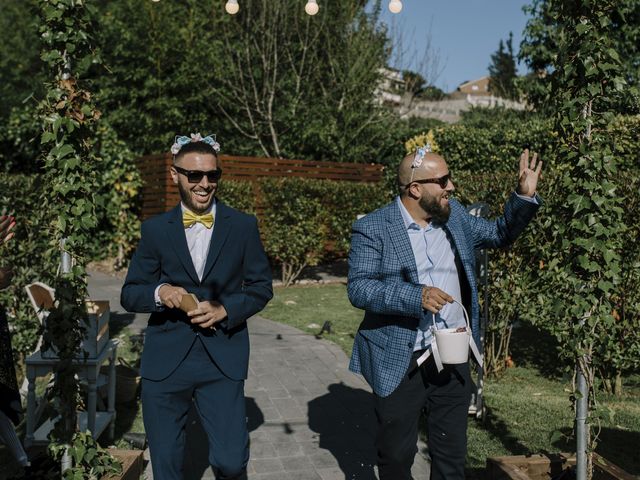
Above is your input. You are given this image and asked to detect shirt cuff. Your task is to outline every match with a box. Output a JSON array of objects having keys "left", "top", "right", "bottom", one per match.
[
  {"left": 515, "top": 192, "right": 539, "bottom": 204},
  {"left": 154, "top": 283, "right": 169, "bottom": 309}
]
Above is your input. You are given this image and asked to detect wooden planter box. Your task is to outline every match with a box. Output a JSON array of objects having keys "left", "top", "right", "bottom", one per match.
[
  {"left": 101, "top": 449, "right": 144, "bottom": 480},
  {"left": 486, "top": 452, "right": 636, "bottom": 480}
]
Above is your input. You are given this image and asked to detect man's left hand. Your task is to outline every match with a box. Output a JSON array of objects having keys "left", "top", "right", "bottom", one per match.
[
  {"left": 188, "top": 300, "right": 228, "bottom": 330},
  {"left": 516, "top": 149, "right": 542, "bottom": 197}
]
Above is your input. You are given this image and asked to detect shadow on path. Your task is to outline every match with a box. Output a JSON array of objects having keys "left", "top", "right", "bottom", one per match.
[
  {"left": 183, "top": 397, "right": 264, "bottom": 480},
  {"left": 307, "top": 382, "right": 377, "bottom": 479}
]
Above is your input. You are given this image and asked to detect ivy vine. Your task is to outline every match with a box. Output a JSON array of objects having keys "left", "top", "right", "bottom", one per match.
[
  {"left": 37, "top": 0, "right": 118, "bottom": 473},
  {"left": 535, "top": 1, "right": 628, "bottom": 475}
]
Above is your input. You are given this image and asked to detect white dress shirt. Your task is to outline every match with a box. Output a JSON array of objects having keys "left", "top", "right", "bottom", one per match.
[{"left": 154, "top": 202, "right": 217, "bottom": 305}]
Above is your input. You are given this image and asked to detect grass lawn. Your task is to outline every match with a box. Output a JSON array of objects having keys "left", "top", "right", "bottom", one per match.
[
  {"left": 263, "top": 283, "right": 640, "bottom": 477},
  {"left": 262, "top": 282, "right": 362, "bottom": 355}
]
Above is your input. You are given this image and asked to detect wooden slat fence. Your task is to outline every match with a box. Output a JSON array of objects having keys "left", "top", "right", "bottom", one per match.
[{"left": 135, "top": 153, "right": 384, "bottom": 219}]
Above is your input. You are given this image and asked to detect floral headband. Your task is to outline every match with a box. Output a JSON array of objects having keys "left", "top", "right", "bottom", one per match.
[
  {"left": 171, "top": 133, "right": 221, "bottom": 155},
  {"left": 410, "top": 143, "right": 432, "bottom": 182}
]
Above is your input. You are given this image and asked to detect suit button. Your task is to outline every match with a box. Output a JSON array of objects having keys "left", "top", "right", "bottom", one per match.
[{"left": 408, "top": 342, "right": 413, "bottom": 348}]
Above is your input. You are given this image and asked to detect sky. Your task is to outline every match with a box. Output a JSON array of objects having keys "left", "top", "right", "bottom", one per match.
[{"left": 373, "top": 0, "right": 533, "bottom": 92}]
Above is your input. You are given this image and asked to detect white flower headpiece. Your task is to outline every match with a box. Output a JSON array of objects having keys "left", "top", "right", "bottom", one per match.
[
  {"left": 410, "top": 143, "right": 432, "bottom": 181},
  {"left": 171, "top": 133, "right": 221, "bottom": 155}
]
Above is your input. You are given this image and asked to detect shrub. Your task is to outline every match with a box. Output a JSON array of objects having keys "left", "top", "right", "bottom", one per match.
[{"left": 0, "top": 174, "right": 57, "bottom": 358}]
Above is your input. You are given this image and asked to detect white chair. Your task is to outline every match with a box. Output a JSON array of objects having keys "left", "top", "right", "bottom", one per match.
[
  {"left": 22, "top": 282, "right": 108, "bottom": 407},
  {"left": 24, "top": 282, "right": 56, "bottom": 353}
]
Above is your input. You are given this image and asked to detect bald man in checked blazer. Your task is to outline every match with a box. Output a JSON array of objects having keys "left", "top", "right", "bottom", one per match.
[{"left": 347, "top": 148, "right": 542, "bottom": 480}]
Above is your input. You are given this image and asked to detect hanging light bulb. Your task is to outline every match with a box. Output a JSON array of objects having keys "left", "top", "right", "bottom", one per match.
[
  {"left": 388, "top": 0, "right": 403, "bottom": 13},
  {"left": 151, "top": 0, "right": 160, "bottom": 3},
  {"left": 225, "top": 0, "right": 240, "bottom": 14},
  {"left": 305, "top": 0, "right": 319, "bottom": 16}
]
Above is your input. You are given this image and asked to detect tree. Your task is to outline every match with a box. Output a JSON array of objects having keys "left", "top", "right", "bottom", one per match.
[
  {"left": 38, "top": 0, "right": 119, "bottom": 475},
  {"left": 0, "top": 0, "right": 45, "bottom": 173},
  {"left": 208, "top": 0, "right": 390, "bottom": 162},
  {"left": 519, "top": 0, "right": 640, "bottom": 113},
  {"left": 95, "top": 0, "right": 393, "bottom": 164},
  {"left": 488, "top": 32, "right": 518, "bottom": 100},
  {"left": 526, "top": 2, "right": 630, "bottom": 478}
]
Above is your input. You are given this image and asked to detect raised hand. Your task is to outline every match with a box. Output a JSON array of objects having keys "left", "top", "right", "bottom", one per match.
[{"left": 517, "top": 149, "right": 542, "bottom": 198}]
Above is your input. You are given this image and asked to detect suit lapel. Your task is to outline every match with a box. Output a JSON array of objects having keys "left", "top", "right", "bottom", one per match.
[
  {"left": 201, "top": 201, "right": 232, "bottom": 281},
  {"left": 444, "top": 211, "right": 475, "bottom": 285},
  {"left": 167, "top": 205, "right": 200, "bottom": 285},
  {"left": 386, "top": 202, "right": 420, "bottom": 284}
]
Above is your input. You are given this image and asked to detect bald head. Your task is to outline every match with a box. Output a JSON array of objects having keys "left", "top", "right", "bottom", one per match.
[{"left": 398, "top": 152, "right": 448, "bottom": 194}]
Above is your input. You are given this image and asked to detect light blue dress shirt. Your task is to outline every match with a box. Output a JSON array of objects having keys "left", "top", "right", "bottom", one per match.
[{"left": 396, "top": 197, "right": 466, "bottom": 352}]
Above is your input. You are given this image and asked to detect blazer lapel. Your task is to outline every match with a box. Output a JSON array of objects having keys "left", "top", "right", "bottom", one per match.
[
  {"left": 444, "top": 212, "right": 475, "bottom": 284},
  {"left": 386, "top": 202, "right": 420, "bottom": 284},
  {"left": 201, "top": 201, "right": 232, "bottom": 281},
  {"left": 167, "top": 205, "right": 200, "bottom": 285}
]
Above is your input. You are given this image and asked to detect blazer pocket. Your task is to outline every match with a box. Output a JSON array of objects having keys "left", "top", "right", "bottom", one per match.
[{"left": 358, "top": 328, "right": 390, "bottom": 350}]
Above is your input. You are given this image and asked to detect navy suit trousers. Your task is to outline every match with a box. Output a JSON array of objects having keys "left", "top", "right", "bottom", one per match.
[
  {"left": 141, "top": 336, "right": 249, "bottom": 480},
  {"left": 374, "top": 352, "right": 472, "bottom": 480}
]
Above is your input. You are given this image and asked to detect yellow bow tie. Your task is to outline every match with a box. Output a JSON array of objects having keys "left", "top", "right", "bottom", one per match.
[{"left": 183, "top": 211, "right": 214, "bottom": 229}]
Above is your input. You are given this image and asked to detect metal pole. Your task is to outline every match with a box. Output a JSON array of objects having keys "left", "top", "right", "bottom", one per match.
[
  {"left": 59, "top": 238, "right": 73, "bottom": 473},
  {"left": 576, "top": 358, "right": 588, "bottom": 480}
]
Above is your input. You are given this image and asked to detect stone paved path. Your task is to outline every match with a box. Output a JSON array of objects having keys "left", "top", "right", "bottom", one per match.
[{"left": 87, "top": 270, "right": 431, "bottom": 479}]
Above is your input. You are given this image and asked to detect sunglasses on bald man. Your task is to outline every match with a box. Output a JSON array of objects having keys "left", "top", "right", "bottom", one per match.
[{"left": 404, "top": 172, "right": 452, "bottom": 189}]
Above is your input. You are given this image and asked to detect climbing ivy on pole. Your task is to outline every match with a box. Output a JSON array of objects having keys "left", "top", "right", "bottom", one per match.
[
  {"left": 534, "top": 2, "right": 627, "bottom": 478},
  {"left": 37, "top": 0, "right": 118, "bottom": 474}
]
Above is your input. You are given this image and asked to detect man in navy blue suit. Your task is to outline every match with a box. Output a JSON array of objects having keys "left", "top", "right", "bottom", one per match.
[
  {"left": 348, "top": 146, "right": 542, "bottom": 479},
  {"left": 121, "top": 133, "right": 272, "bottom": 480}
]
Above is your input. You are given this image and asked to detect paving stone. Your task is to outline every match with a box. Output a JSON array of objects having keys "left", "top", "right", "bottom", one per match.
[{"left": 88, "top": 270, "right": 431, "bottom": 480}]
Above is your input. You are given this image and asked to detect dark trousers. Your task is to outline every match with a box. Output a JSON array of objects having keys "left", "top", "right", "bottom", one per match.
[
  {"left": 142, "top": 336, "right": 249, "bottom": 480},
  {"left": 374, "top": 352, "right": 472, "bottom": 480}
]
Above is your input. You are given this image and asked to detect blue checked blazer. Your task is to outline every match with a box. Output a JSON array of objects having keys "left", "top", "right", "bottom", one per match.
[{"left": 348, "top": 193, "right": 540, "bottom": 397}]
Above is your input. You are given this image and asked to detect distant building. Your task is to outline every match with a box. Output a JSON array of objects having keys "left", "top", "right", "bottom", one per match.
[
  {"left": 375, "top": 71, "right": 525, "bottom": 123},
  {"left": 451, "top": 76, "right": 491, "bottom": 98},
  {"left": 376, "top": 67, "right": 404, "bottom": 106}
]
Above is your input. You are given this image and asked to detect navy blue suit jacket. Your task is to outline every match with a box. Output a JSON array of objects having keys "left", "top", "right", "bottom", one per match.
[
  {"left": 121, "top": 201, "right": 273, "bottom": 382},
  {"left": 348, "top": 193, "right": 540, "bottom": 397}
]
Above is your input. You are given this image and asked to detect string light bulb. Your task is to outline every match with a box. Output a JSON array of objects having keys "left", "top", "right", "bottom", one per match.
[
  {"left": 151, "top": 0, "right": 160, "bottom": 3},
  {"left": 305, "top": 0, "right": 319, "bottom": 16},
  {"left": 388, "top": 0, "right": 402, "bottom": 13},
  {"left": 225, "top": 0, "right": 240, "bottom": 14}
]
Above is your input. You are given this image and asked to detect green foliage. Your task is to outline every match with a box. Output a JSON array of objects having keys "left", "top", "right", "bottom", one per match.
[
  {"left": 49, "top": 431, "right": 122, "bottom": 479},
  {"left": 257, "top": 177, "right": 388, "bottom": 286},
  {"left": 94, "top": 124, "right": 142, "bottom": 268},
  {"left": 259, "top": 178, "right": 327, "bottom": 286},
  {"left": 488, "top": 32, "right": 519, "bottom": 101},
  {"left": 0, "top": 0, "right": 43, "bottom": 121},
  {"left": 217, "top": 179, "right": 256, "bottom": 215},
  {"left": 405, "top": 111, "right": 558, "bottom": 173},
  {"left": 0, "top": 104, "right": 43, "bottom": 174},
  {"left": 94, "top": 0, "right": 394, "bottom": 165},
  {"left": 519, "top": 0, "right": 640, "bottom": 114},
  {"left": 516, "top": 1, "right": 636, "bottom": 466},
  {"left": 0, "top": 174, "right": 57, "bottom": 357},
  {"left": 95, "top": 0, "right": 226, "bottom": 156},
  {"left": 37, "top": 6, "right": 119, "bottom": 477}
]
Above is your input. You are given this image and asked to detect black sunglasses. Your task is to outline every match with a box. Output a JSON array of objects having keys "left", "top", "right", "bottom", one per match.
[
  {"left": 405, "top": 173, "right": 452, "bottom": 189},
  {"left": 173, "top": 166, "right": 222, "bottom": 183}
]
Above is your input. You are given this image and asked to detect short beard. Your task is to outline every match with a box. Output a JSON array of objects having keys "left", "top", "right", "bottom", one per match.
[
  {"left": 178, "top": 182, "right": 213, "bottom": 214},
  {"left": 419, "top": 194, "right": 450, "bottom": 224}
]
